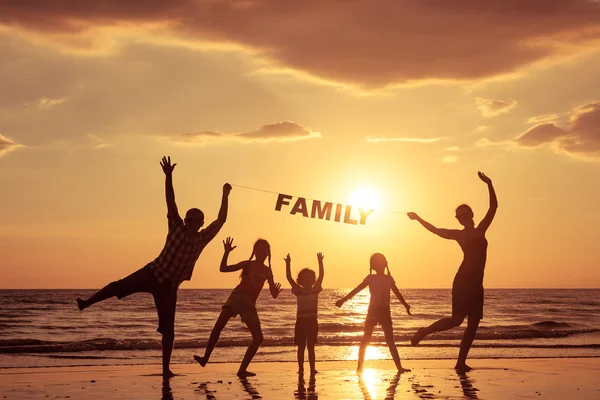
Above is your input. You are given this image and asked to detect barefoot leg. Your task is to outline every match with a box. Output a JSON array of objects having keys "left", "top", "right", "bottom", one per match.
[
  {"left": 297, "top": 342, "right": 306, "bottom": 374},
  {"left": 195, "top": 308, "right": 234, "bottom": 366},
  {"left": 307, "top": 343, "right": 317, "bottom": 375},
  {"left": 78, "top": 284, "right": 118, "bottom": 310},
  {"left": 237, "top": 318, "right": 263, "bottom": 376},
  {"left": 357, "top": 320, "right": 376, "bottom": 373},
  {"left": 382, "top": 320, "right": 409, "bottom": 372},
  {"left": 412, "top": 315, "right": 464, "bottom": 346},
  {"left": 456, "top": 316, "right": 480, "bottom": 371}
]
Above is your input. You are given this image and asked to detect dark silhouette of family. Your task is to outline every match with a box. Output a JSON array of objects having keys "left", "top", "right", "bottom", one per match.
[{"left": 76, "top": 156, "right": 497, "bottom": 380}]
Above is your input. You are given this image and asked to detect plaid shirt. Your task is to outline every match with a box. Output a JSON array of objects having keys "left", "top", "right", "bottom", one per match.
[{"left": 150, "top": 210, "right": 223, "bottom": 288}]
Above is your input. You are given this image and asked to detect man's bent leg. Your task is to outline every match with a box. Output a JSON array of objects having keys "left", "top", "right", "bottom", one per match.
[
  {"left": 77, "top": 284, "right": 118, "bottom": 310},
  {"left": 78, "top": 265, "right": 154, "bottom": 311}
]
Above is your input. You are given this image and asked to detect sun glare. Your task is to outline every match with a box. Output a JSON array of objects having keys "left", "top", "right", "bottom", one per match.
[{"left": 348, "top": 187, "right": 381, "bottom": 210}]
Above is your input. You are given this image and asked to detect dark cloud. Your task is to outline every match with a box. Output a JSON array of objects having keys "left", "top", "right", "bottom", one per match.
[
  {"left": 476, "top": 98, "right": 517, "bottom": 117},
  {"left": 176, "top": 121, "right": 320, "bottom": 144},
  {"left": 514, "top": 101, "right": 600, "bottom": 157},
  {"left": 1, "top": 1, "right": 600, "bottom": 87},
  {"left": 515, "top": 123, "right": 567, "bottom": 147}
]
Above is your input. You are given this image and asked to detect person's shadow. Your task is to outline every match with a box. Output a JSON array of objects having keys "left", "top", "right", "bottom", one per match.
[
  {"left": 240, "top": 377, "right": 262, "bottom": 399},
  {"left": 384, "top": 373, "right": 401, "bottom": 400},
  {"left": 457, "top": 372, "right": 480, "bottom": 399},
  {"left": 295, "top": 373, "right": 318, "bottom": 399},
  {"left": 359, "top": 373, "right": 402, "bottom": 400},
  {"left": 161, "top": 379, "right": 174, "bottom": 400}
]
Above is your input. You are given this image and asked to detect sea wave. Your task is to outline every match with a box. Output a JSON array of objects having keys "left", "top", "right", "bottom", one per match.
[{"left": 2, "top": 326, "right": 599, "bottom": 354}]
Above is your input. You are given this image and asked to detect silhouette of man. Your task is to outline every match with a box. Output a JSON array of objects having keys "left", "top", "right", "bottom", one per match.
[{"left": 77, "top": 156, "right": 231, "bottom": 379}]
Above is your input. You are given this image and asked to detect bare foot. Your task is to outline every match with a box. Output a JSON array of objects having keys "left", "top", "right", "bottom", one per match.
[
  {"left": 237, "top": 370, "right": 256, "bottom": 378},
  {"left": 163, "top": 369, "right": 175, "bottom": 379},
  {"left": 76, "top": 298, "right": 87, "bottom": 311},
  {"left": 310, "top": 369, "right": 318, "bottom": 376},
  {"left": 455, "top": 364, "right": 473, "bottom": 373},
  {"left": 411, "top": 327, "right": 427, "bottom": 346},
  {"left": 194, "top": 355, "right": 207, "bottom": 367},
  {"left": 397, "top": 367, "right": 411, "bottom": 373}
]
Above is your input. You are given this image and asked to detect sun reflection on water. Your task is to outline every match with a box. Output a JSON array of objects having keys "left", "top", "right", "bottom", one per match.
[
  {"left": 346, "top": 345, "right": 390, "bottom": 361},
  {"left": 358, "top": 368, "right": 379, "bottom": 399}
]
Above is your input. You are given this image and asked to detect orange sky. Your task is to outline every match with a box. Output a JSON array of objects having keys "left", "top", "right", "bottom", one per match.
[{"left": 1, "top": 1, "right": 600, "bottom": 289}]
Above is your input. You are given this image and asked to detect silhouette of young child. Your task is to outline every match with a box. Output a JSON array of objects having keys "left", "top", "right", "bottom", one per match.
[
  {"left": 336, "top": 253, "right": 412, "bottom": 374},
  {"left": 194, "top": 237, "right": 282, "bottom": 378},
  {"left": 285, "top": 252, "right": 324, "bottom": 376}
]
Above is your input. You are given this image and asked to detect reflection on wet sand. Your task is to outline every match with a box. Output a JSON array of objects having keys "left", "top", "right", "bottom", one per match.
[
  {"left": 458, "top": 372, "right": 480, "bottom": 399},
  {"left": 295, "top": 374, "right": 318, "bottom": 399},
  {"left": 240, "top": 378, "right": 262, "bottom": 399},
  {"left": 410, "top": 370, "right": 481, "bottom": 399},
  {"left": 161, "top": 379, "right": 174, "bottom": 400},
  {"left": 358, "top": 370, "right": 403, "bottom": 400}
]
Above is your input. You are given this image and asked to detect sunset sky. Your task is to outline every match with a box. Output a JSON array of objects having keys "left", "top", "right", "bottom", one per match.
[{"left": 1, "top": 1, "right": 600, "bottom": 289}]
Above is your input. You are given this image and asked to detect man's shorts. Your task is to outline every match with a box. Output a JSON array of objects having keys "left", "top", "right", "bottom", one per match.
[{"left": 109, "top": 264, "right": 177, "bottom": 336}]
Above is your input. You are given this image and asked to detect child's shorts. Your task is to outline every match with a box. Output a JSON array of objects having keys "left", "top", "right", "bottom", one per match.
[
  {"left": 366, "top": 306, "right": 392, "bottom": 327},
  {"left": 223, "top": 291, "right": 259, "bottom": 325},
  {"left": 294, "top": 317, "right": 318, "bottom": 345}
]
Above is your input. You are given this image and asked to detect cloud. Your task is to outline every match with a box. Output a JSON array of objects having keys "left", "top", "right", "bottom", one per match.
[
  {"left": 527, "top": 113, "right": 561, "bottom": 124},
  {"left": 1, "top": 1, "right": 600, "bottom": 87},
  {"left": 365, "top": 136, "right": 445, "bottom": 143},
  {"left": 513, "top": 101, "right": 600, "bottom": 157},
  {"left": 476, "top": 98, "right": 518, "bottom": 117},
  {"left": 0, "top": 134, "right": 23, "bottom": 157},
  {"left": 174, "top": 121, "right": 320, "bottom": 144},
  {"left": 515, "top": 123, "right": 567, "bottom": 147},
  {"left": 442, "top": 155, "right": 458, "bottom": 163}
]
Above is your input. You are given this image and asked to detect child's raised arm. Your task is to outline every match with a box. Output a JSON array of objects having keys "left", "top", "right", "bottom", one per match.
[
  {"left": 336, "top": 280, "right": 368, "bottom": 308},
  {"left": 284, "top": 254, "right": 301, "bottom": 291},
  {"left": 315, "top": 252, "right": 325, "bottom": 288},
  {"left": 219, "top": 237, "right": 246, "bottom": 272},
  {"left": 392, "top": 282, "right": 412, "bottom": 315}
]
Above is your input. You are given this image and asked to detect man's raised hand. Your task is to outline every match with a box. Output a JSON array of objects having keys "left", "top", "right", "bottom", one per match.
[{"left": 160, "top": 156, "right": 177, "bottom": 175}]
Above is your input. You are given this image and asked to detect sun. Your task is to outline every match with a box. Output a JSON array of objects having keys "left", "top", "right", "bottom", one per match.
[{"left": 348, "top": 187, "right": 381, "bottom": 210}]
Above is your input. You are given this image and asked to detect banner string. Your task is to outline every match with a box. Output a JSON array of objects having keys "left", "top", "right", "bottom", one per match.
[{"left": 231, "top": 184, "right": 407, "bottom": 215}]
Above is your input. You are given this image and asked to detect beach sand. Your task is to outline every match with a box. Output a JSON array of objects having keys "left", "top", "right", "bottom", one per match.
[{"left": 1, "top": 358, "right": 599, "bottom": 399}]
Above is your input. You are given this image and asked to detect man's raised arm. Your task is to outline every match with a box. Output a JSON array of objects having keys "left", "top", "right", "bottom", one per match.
[
  {"left": 202, "top": 183, "right": 232, "bottom": 238},
  {"left": 160, "top": 156, "right": 179, "bottom": 218},
  {"left": 217, "top": 183, "right": 232, "bottom": 224}
]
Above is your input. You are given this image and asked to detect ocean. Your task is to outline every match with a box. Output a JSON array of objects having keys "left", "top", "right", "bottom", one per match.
[{"left": 1, "top": 289, "right": 599, "bottom": 368}]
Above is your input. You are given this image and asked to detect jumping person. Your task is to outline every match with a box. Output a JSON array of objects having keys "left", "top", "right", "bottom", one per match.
[
  {"left": 76, "top": 156, "right": 231, "bottom": 379},
  {"left": 194, "top": 237, "right": 282, "bottom": 378},
  {"left": 408, "top": 171, "right": 497, "bottom": 372}
]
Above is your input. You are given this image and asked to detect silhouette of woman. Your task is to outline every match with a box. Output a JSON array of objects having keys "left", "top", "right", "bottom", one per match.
[{"left": 407, "top": 172, "right": 497, "bottom": 372}]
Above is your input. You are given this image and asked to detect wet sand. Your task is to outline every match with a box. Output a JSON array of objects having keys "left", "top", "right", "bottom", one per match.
[{"left": 1, "top": 358, "right": 599, "bottom": 399}]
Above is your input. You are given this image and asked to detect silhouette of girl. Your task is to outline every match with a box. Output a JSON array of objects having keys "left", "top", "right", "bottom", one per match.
[
  {"left": 336, "top": 253, "right": 412, "bottom": 373},
  {"left": 408, "top": 172, "right": 497, "bottom": 372},
  {"left": 194, "top": 237, "right": 282, "bottom": 377}
]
